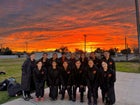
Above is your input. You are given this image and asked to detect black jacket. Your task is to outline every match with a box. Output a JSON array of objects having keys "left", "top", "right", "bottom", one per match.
[
  {"left": 58, "top": 57, "right": 68, "bottom": 67},
  {"left": 71, "top": 66, "right": 86, "bottom": 86},
  {"left": 48, "top": 66, "right": 60, "bottom": 86},
  {"left": 101, "top": 57, "right": 116, "bottom": 81},
  {"left": 80, "top": 57, "right": 88, "bottom": 68},
  {"left": 60, "top": 66, "right": 73, "bottom": 86},
  {"left": 49, "top": 58, "right": 59, "bottom": 66},
  {"left": 21, "top": 58, "right": 36, "bottom": 91},
  {"left": 33, "top": 67, "right": 46, "bottom": 83},
  {"left": 89, "top": 57, "right": 101, "bottom": 68},
  {"left": 86, "top": 65, "right": 99, "bottom": 88},
  {"left": 39, "top": 57, "right": 50, "bottom": 69},
  {"left": 69, "top": 58, "right": 76, "bottom": 69},
  {"left": 99, "top": 68, "right": 115, "bottom": 91},
  {"left": 101, "top": 57, "right": 116, "bottom": 71}
]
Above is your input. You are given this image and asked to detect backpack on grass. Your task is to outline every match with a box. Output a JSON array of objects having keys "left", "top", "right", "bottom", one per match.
[{"left": 0, "top": 77, "right": 22, "bottom": 97}]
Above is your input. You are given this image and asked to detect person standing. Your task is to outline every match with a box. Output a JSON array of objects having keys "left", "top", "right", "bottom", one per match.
[
  {"left": 48, "top": 53, "right": 59, "bottom": 87},
  {"left": 86, "top": 59, "right": 99, "bottom": 105},
  {"left": 49, "top": 53, "right": 59, "bottom": 66},
  {"left": 102, "top": 51, "right": 116, "bottom": 81},
  {"left": 39, "top": 53, "right": 50, "bottom": 90},
  {"left": 60, "top": 61, "right": 73, "bottom": 100},
  {"left": 89, "top": 52, "right": 101, "bottom": 99},
  {"left": 69, "top": 53, "right": 76, "bottom": 69},
  {"left": 71, "top": 60, "right": 86, "bottom": 102},
  {"left": 33, "top": 61, "right": 46, "bottom": 102},
  {"left": 79, "top": 53, "right": 88, "bottom": 68},
  {"left": 58, "top": 52, "right": 68, "bottom": 94},
  {"left": 58, "top": 52, "right": 68, "bottom": 67},
  {"left": 21, "top": 52, "right": 36, "bottom": 101},
  {"left": 100, "top": 61, "right": 116, "bottom": 105},
  {"left": 39, "top": 53, "right": 50, "bottom": 69},
  {"left": 89, "top": 52, "right": 101, "bottom": 68},
  {"left": 48, "top": 61, "right": 60, "bottom": 100}
]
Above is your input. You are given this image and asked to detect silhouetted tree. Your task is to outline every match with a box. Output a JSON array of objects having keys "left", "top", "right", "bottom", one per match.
[
  {"left": 75, "top": 48, "right": 84, "bottom": 54},
  {"left": 108, "top": 48, "right": 119, "bottom": 56},
  {"left": 121, "top": 48, "right": 131, "bottom": 54},
  {"left": 0, "top": 47, "right": 13, "bottom": 55},
  {"left": 94, "top": 48, "right": 104, "bottom": 53}
]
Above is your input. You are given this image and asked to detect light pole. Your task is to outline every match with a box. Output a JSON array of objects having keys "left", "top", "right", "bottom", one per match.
[
  {"left": 84, "top": 34, "right": 87, "bottom": 52},
  {"left": 125, "top": 36, "right": 128, "bottom": 61},
  {"left": 135, "top": 0, "right": 140, "bottom": 61}
]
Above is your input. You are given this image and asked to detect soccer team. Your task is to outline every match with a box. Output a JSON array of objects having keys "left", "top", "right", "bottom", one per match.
[{"left": 21, "top": 51, "right": 116, "bottom": 105}]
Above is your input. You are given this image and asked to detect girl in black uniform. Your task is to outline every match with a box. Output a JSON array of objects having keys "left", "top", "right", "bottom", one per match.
[
  {"left": 21, "top": 53, "right": 36, "bottom": 101},
  {"left": 79, "top": 53, "right": 88, "bottom": 68},
  {"left": 60, "top": 61, "right": 73, "bottom": 100},
  {"left": 86, "top": 59, "right": 99, "bottom": 105},
  {"left": 33, "top": 61, "right": 46, "bottom": 102},
  {"left": 71, "top": 60, "right": 86, "bottom": 102},
  {"left": 48, "top": 61, "right": 60, "bottom": 100},
  {"left": 100, "top": 61, "right": 116, "bottom": 105}
]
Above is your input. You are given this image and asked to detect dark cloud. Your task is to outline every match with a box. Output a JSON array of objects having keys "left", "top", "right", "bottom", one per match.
[{"left": 0, "top": 0, "right": 138, "bottom": 46}]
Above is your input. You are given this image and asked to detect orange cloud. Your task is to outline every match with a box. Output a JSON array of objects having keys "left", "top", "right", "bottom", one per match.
[{"left": 0, "top": 0, "right": 138, "bottom": 52}]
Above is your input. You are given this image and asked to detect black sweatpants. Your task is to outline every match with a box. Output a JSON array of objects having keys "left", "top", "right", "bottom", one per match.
[
  {"left": 35, "top": 81, "right": 45, "bottom": 98},
  {"left": 49, "top": 86, "right": 58, "bottom": 100},
  {"left": 87, "top": 86, "right": 98, "bottom": 104},
  {"left": 61, "top": 85, "right": 72, "bottom": 99},
  {"left": 101, "top": 86, "right": 116, "bottom": 104},
  {"left": 72, "top": 85, "right": 85, "bottom": 101}
]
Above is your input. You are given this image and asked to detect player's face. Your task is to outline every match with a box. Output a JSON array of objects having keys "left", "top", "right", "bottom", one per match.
[
  {"left": 63, "top": 62, "right": 68, "bottom": 68},
  {"left": 52, "top": 61, "right": 57, "bottom": 67},
  {"left": 75, "top": 61, "right": 81, "bottom": 67},
  {"left": 102, "top": 62, "right": 108, "bottom": 68},
  {"left": 88, "top": 60, "right": 94, "bottom": 67},
  {"left": 37, "top": 61, "right": 42, "bottom": 69}
]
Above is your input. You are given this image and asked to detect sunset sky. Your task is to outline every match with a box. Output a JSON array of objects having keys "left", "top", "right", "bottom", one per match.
[{"left": 0, "top": 0, "right": 139, "bottom": 52}]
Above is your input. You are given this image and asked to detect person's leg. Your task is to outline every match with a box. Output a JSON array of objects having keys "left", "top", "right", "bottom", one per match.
[
  {"left": 40, "top": 81, "right": 45, "bottom": 101},
  {"left": 61, "top": 85, "right": 66, "bottom": 100},
  {"left": 100, "top": 86, "right": 105, "bottom": 102},
  {"left": 87, "top": 86, "right": 92, "bottom": 105},
  {"left": 72, "top": 85, "right": 77, "bottom": 102},
  {"left": 96, "top": 85, "right": 99, "bottom": 99},
  {"left": 54, "top": 86, "right": 58, "bottom": 100},
  {"left": 67, "top": 85, "right": 72, "bottom": 100},
  {"left": 26, "top": 91, "right": 33, "bottom": 99},
  {"left": 22, "top": 90, "right": 27, "bottom": 98},
  {"left": 93, "top": 88, "right": 97, "bottom": 105},
  {"left": 79, "top": 86, "right": 84, "bottom": 102},
  {"left": 35, "top": 87, "right": 40, "bottom": 102},
  {"left": 58, "top": 83, "right": 62, "bottom": 94},
  {"left": 108, "top": 86, "right": 116, "bottom": 105}
]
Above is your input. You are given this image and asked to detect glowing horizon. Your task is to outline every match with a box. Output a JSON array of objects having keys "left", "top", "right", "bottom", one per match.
[{"left": 0, "top": 0, "right": 139, "bottom": 52}]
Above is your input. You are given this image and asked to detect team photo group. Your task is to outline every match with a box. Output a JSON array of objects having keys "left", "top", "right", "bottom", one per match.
[{"left": 21, "top": 51, "right": 116, "bottom": 105}]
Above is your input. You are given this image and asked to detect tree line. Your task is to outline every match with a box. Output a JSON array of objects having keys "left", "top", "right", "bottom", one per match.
[{"left": 0, "top": 46, "right": 139, "bottom": 55}]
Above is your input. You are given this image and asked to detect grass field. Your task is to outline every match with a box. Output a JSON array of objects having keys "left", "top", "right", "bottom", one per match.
[
  {"left": 0, "top": 58, "right": 140, "bottom": 104},
  {"left": 116, "top": 62, "right": 140, "bottom": 73},
  {"left": 0, "top": 58, "right": 25, "bottom": 104}
]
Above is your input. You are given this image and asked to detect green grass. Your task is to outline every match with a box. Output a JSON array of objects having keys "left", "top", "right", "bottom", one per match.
[
  {"left": 0, "top": 58, "right": 140, "bottom": 104},
  {"left": 0, "top": 58, "right": 25, "bottom": 104},
  {"left": 116, "top": 62, "right": 140, "bottom": 73}
]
